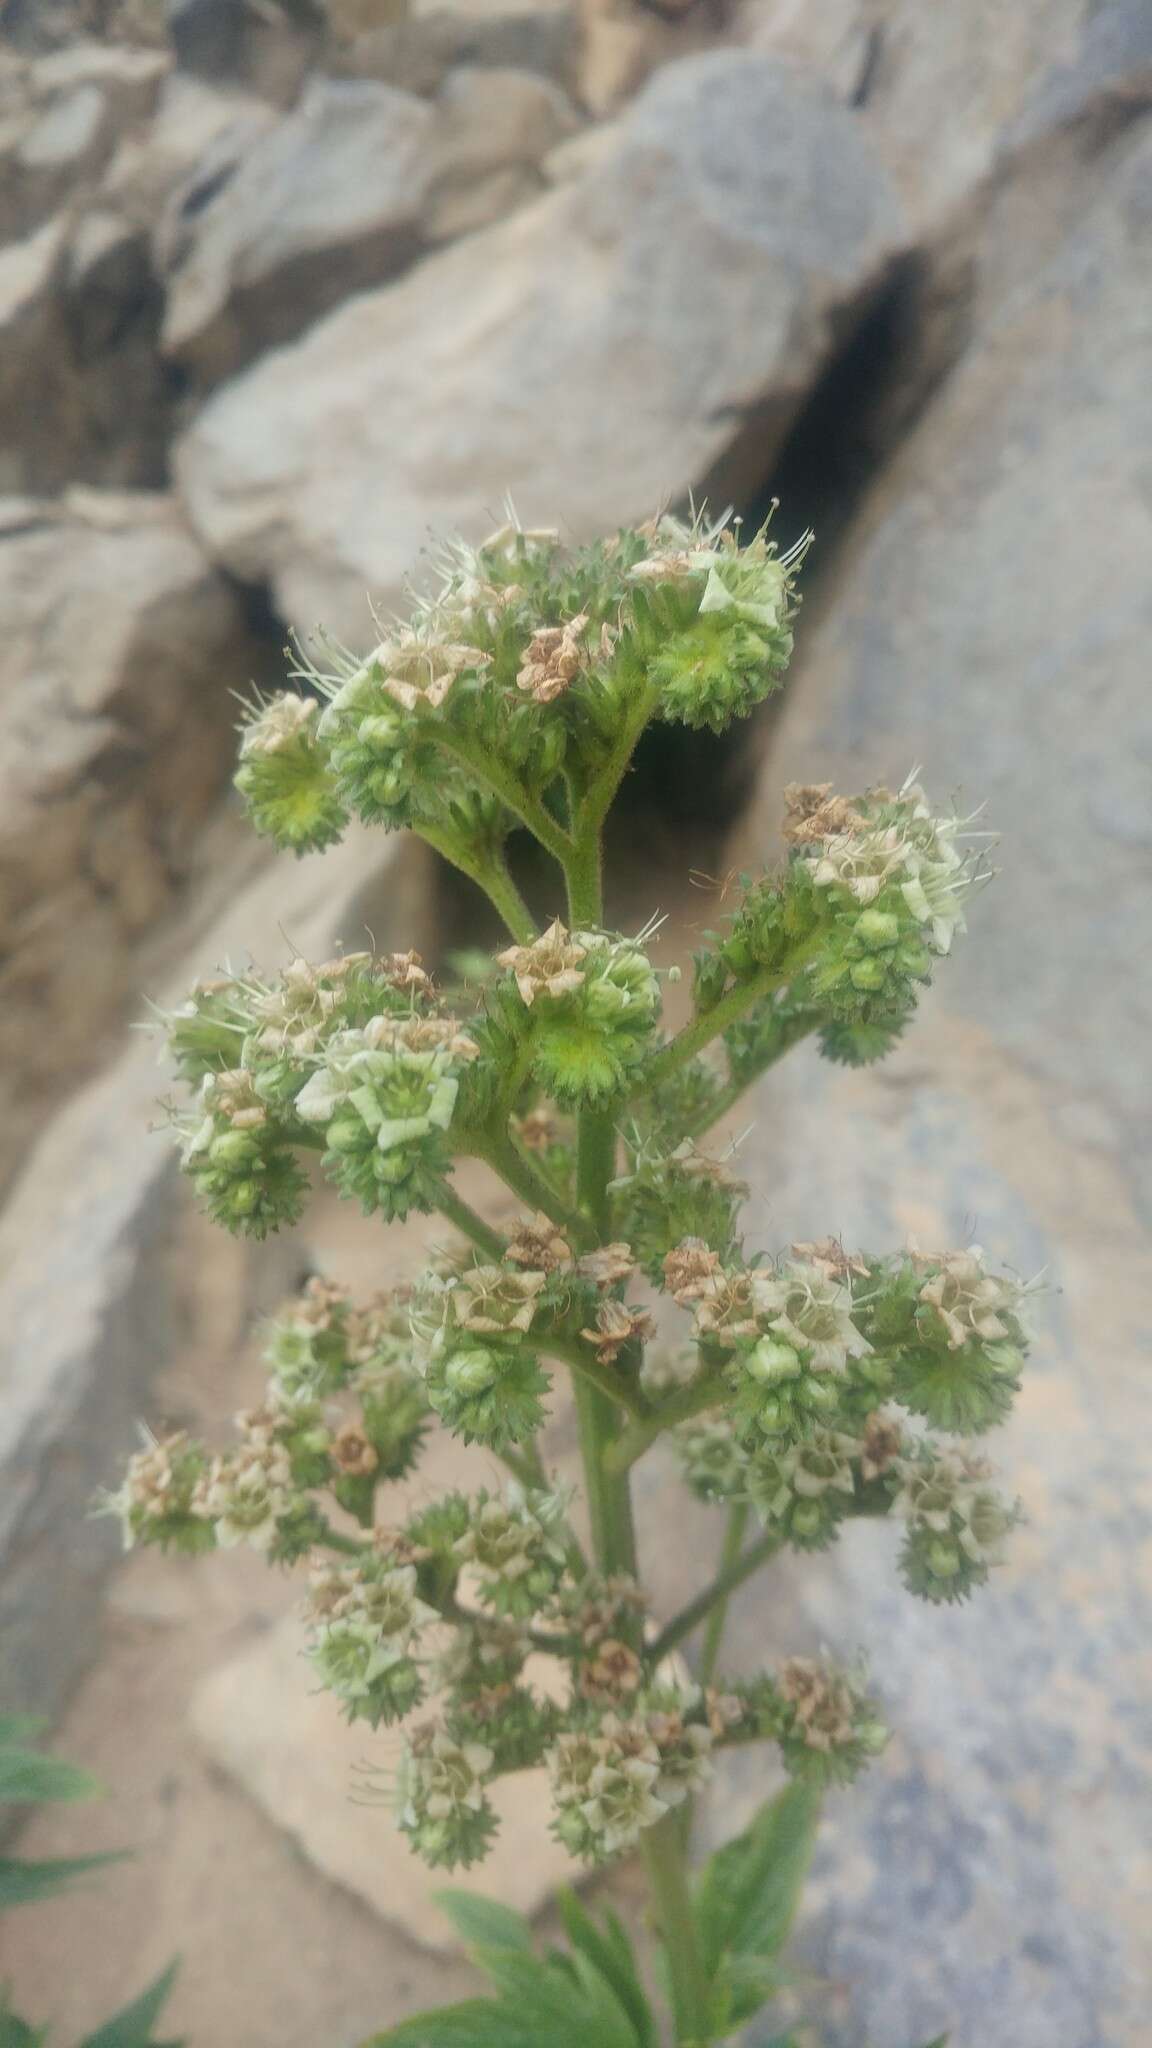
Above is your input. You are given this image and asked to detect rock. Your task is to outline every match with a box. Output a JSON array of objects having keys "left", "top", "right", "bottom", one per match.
[
  {"left": 0, "top": 42, "right": 168, "bottom": 241},
  {"left": 61, "top": 209, "right": 154, "bottom": 356},
  {"left": 577, "top": 0, "right": 728, "bottom": 120},
  {"left": 175, "top": 51, "right": 904, "bottom": 639},
  {"left": 0, "top": 823, "right": 434, "bottom": 1725},
  {"left": 159, "top": 69, "right": 580, "bottom": 380},
  {"left": 741, "top": 0, "right": 1088, "bottom": 229},
  {"left": 425, "top": 65, "right": 581, "bottom": 237},
  {"left": 0, "top": 220, "right": 65, "bottom": 492},
  {"left": 103, "top": 76, "right": 276, "bottom": 238},
  {"left": 159, "top": 77, "right": 435, "bottom": 381},
  {"left": 191, "top": 1622, "right": 583, "bottom": 1947},
  {"left": 692, "top": 112, "right": 1152, "bottom": 2048},
  {"left": 331, "top": 0, "right": 578, "bottom": 101},
  {"left": 0, "top": 490, "right": 274, "bottom": 1183},
  {"left": 167, "top": 0, "right": 324, "bottom": 107}
]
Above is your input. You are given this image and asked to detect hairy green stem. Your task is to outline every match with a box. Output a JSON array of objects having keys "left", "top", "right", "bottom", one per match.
[
  {"left": 643, "top": 940, "right": 822, "bottom": 1095},
  {"left": 433, "top": 727, "right": 572, "bottom": 866},
  {"left": 648, "top": 1529, "right": 782, "bottom": 1667},
  {"left": 574, "top": 678, "right": 662, "bottom": 838},
  {"left": 434, "top": 1182, "right": 506, "bottom": 1258},
  {"left": 641, "top": 1813, "right": 712, "bottom": 2046},
  {"left": 684, "top": 1017, "right": 819, "bottom": 1143},
  {"left": 418, "top": 823, "right": 538, "bottom": 945},
  {"left": 603, "top": 1369, "right": 729, "bottom": 1475},
  {"left": 471, "top": 1129, "right": 583, "bottom": 1235},
  {"left": 537, "top": 1337, "right": 650, "bottom": 1421},
  {"left": 698, "top": 1499, "right": 750, "bottom": 1688}
]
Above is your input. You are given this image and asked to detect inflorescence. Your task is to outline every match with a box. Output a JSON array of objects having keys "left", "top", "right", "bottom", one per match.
[{"left": 109, "top": 506, "right": 1029, "bottom": 1875}]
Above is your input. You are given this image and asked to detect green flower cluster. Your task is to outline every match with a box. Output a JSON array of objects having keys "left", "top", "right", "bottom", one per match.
[
  {"left": 854, "top": 1246, "right": 1033, "bottom": 1433},
  {"left": 307, "top": 1556, "right": 436, "bottom": 1725},
  {"left": 113, "top": 500, "right": 1034, "bottom": 1986},
  {"left": 233, "top": 511, "right": 807, "bottom": 868},
  {"left": 488, "top": 920, "right": 662, "bottom": 1109}
]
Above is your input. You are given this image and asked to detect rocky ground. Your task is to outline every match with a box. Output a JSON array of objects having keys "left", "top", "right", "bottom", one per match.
[{"left": 2, "top": 0, "right": 1151, "bottom": 2042}]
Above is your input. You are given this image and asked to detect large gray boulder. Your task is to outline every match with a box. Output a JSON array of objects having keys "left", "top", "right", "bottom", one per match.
[
  {"left": 0, "top": 491, "right": 274, "bottom": 1190},
  {"left": 174, "top": 51, "right": 904, "bottom": 640},
  {"left": 0, "top": 825, "right": 433, "bottom": 1726},
  {"left": 159, "top": 68, "right": 579, "bottom": 383},
  {"left": 654, "top": 106, "right": 1152, "bottom": 2048}
]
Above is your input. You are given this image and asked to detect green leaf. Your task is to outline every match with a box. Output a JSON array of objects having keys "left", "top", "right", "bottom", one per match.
[
  {"left": 359, "top": 2001, "right": 537, "bottom": 2047},
  {"left": 0, "top": 1747, "right": 100, "bottom": 1807},
  {"left": 0, "top": 1719, "right": 45, "bottom": 1747},
  {"left": 433, "top": 1891, "right": 534, "bottom": 1963},
  {"left": 555, "top": 1890, "right": 657, "bottom": 2048},
  {"left": 0, "top": 1850, "right": 128, "bottom": 1910},
  {"left": 912, "top": 2038, "right": 949, "bottom": 2047},
  {"left": 0, "top": 2001, "right": 49, "bottom": 2048},
  {"left": 695, "top": 1781, "right": 822, "bottom": 1978},
  {"left": 78, "top": 1961, "right": 180, "bottom": 2048}
]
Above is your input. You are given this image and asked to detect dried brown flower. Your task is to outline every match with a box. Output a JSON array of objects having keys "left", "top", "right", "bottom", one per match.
[
  {"left": 497, "top": 919, "right": 586, "bottom": 1006},
  {"left": 663, "top": 1236, "right": 721, "bottom": 1303},
  {"left": 778, "top": 1658, "right": 858, "bottom": 1752},
  {"left": 516, "top": 614, "right": 590, "bottom": 703},
  {"left": 782, "top": 782, "right": 866, "bottom": 846},
  {"left": 859, "top": 1412, "right": 905, "bottom": 1482},
  {"left": 580, "top": 1638, "right": 643, "bottom": 1702},
  {"left": 505, "top": 1216, "right": 573, "bottom": 1274},
  {"left": 581, "top": 1300, "right": 655, "bottom": 1364},
  {"left": 332, "top": 1423, "right": 379, "bottom": 1477},
  {"left": 577, "top": 1243, "right": 637, "bottom": 1291}
]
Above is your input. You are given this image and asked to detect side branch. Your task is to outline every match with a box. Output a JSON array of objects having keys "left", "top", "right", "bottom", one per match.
[{"left": 647, "top": 1528, "right": 783, "bottom": 1666}]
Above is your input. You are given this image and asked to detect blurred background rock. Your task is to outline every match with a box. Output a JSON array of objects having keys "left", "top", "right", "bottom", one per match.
[{"left": 0, "top": 1, "right": 1148, "bottom": 2044}]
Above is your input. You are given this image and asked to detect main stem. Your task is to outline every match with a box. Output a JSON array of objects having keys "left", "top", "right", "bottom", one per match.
[{"left": 565, "top": 817, "right": 710, "bottom": 2048}]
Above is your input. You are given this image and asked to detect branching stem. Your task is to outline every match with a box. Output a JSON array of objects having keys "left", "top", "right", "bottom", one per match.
[{"left": 647, "top": 1529, "right": 783, "bottom": 1667}]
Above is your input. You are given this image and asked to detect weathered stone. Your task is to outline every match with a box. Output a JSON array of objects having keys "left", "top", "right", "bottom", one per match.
[
  {"left": 159, "top": 77, "right": 435, "bottom": 380},
  {"left": 741, "top": 0, "right": 1088, "bottom": 229},
  {"left": 0, "top": 219, "right": 65, "bottom": 492},
  {"left": 0, "top": 42, "right": 168, "bottom": 241},
  {"left": 175, "top": 51, "right": 903, "bottom": 639},
  {"left": 159, "top": 68, "right": 579, "bottom": 380},
  {"left": 0, "top": 825, "right": 434, "bottom": 1726},
  {"left": 682, "top": 111, "right": 1152, "bottom": 2048},
  {"left": 577, "top": 0, "right": 728, "bottom": 119},
  {"left": 333, "top": 0, "right": 578, "bottom": 99},
  {"left": 167, "top": 0, "right": 324, "bottom": 107},
  {"left": 0, "top": 490, "right": 273, "bottom": 1183},
  {"left": 103, "top": 76, "right": 276, "bottom": 238},
  {"left": 191, "top": 1622, "right": 583, "bottom": 1947}
]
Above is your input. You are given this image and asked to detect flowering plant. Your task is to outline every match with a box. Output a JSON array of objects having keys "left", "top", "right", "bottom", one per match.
[{"left": 110, "top": 509, "right": 1029, "bottom": 2046}]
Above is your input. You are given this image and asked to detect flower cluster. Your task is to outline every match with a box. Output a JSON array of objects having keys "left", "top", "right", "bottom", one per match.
[
  {"left": 894, "top": 1446, "right": 1020, "bottom": 1603},
  {"left": 114, "top": 501, "right": 1032, "bottom": 1968},
  {"left": 614, "top": 1142, "right": 747, "bottom": 1283},
  {"left": 491, "top": 921, "right": 662, "bottom": 1108},
  {"left": 306, "top": 1556, "right": 437, "bottom": 1724},
  {"left": 453, "top": 1482, "right": 571, "bottom": 1619},
  {"left": 547, "top": 1689, "right": 714, "bottom": 1861}
]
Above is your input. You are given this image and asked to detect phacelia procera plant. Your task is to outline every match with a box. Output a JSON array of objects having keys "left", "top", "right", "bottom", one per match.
[{"left": 109, "top": 508, "right": 1030, "bottom": 2047}]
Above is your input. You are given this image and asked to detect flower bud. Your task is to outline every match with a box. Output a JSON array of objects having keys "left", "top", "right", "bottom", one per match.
[{"left": 234, "top": 692, "right": 347, "bottom": 854}]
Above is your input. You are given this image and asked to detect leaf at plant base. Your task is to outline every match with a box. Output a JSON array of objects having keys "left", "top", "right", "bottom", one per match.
[
  {"left": 0, "top": 1719, "right": 45, "bottom": 1748},
  {"left": 359, "top": 2001, "right": 538, "bottom": 2047},
  {"left": 912, "top": 2036, "right": 949, "bottom": 2047},
  {"left": 78, "top": 1961, "right": 181, "bottom": 2048},
  {"left": 433, "top": 1891, "right": 535, "bottom": 1962},
  {"left": 694, "top": 1780, "right": 822, "bottom": 1979},
  {"left": 0, "top": 1999, "right": 50, "bottom": 2048},
  {"left": 0, "top": 1746, "right": 101, "bottom": 1807},
  {"left": 0, "top": 1850, "right": 128, "bottom": 1910},
  {"left": 461, "top": 1946, "right": 637, "bottom": 2048},
  {"left": 555, "top": 1889, "right": 657, "bottom": 2048}
]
